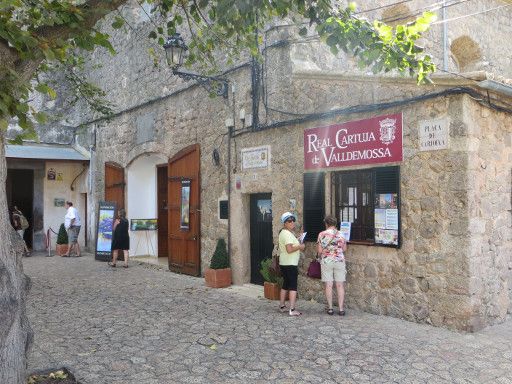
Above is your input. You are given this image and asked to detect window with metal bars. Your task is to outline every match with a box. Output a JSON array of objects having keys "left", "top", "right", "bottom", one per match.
[{"left": 332, "top": 166, "right": 400, "bottom": 247}]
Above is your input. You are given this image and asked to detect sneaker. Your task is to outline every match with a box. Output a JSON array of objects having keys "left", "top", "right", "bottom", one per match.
[{"left": 289, "top": 309, "right": 302, "bottom": 316}]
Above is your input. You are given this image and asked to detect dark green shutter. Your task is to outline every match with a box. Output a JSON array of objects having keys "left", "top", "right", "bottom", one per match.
[
  {"left": 374, "top": 166, "right": 401, "bottom": 248},
  {"left": 303, "top": 172, "right": 325, "bottom": 242},
  {"left": 375, "top": 166, "right": 400, "bottom": 194}
]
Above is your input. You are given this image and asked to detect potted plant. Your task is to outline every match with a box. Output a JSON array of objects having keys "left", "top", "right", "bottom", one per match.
[
  {"left": 55, "top": 223, "right": 68, "bottom": 256},
  {"left": 205, "top": 238, "right": 231, "bottom": 288},
  {"left": 260, "top": 258, "right": 283, "bottom": 300}
]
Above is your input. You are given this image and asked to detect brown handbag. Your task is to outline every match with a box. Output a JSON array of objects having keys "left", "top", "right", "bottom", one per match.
[{"left": 270, "top": 254, "right": 281, "bottom": 276}]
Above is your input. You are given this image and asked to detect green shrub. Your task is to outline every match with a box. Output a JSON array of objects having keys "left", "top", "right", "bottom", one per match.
[
  {"left": 260, "top": 258, "right": 283, "bottom": 286},
  {"left": 210, "top": 238, "right": 229, "bottom": 269},
  {"left": 56, "top": 223, "right": 68, "bottom": 245}
]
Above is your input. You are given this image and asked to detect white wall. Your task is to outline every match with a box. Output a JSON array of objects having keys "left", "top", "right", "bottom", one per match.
[
  {"left": 127, "top": 153, "right": 166, "bottom": 257},
  {"left": 44, "top": 161, "right": 88, "bottom": 248}
]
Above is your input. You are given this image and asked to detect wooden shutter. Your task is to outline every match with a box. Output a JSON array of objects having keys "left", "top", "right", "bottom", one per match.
[{"left": 303, "top": 172, "right": 325, "bottom": 242}]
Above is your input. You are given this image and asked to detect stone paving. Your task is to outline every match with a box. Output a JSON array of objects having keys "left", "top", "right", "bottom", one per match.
[{"left": 25, "top": 253, "right": 512, "bottom": 384}]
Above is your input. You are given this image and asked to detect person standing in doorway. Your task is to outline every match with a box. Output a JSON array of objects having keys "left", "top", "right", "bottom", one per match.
[
  {"left": 317, "top": 215, "right": 347, "bottom": 316},
  {"left": 64, "top": 201, "right": 81, "bottom": 257},
  {"left": 11, "top": 206, "right": 30, "bottom": 256},
  {"left": 278, "top": 211, "right": 305, "bottom": 316},
  {"left": 109, "top": 209, "right": 130, "bottom": 268}
]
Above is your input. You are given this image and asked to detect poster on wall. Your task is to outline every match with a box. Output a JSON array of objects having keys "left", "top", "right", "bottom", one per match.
[
  {"left": 95, "top": 201, "right": 116, "bottom": 261},
  {"left": 256, "top": 199, "right": 272, "bottom": 222},
  {"left": 374, "top": 193, "right": 399, "bottom": 246},
  {"left": 180, "top": 179, "right": 191, "bottom": 230}
]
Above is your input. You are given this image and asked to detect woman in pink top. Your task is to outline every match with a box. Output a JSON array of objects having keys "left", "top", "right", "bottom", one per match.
[{"left": 317, "top": 216, "right": 347, "bottom": 316}]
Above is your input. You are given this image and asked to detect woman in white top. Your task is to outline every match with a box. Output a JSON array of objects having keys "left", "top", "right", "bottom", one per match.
[{"left": 278, "top": 212, "right": 305, "bottom": 316}]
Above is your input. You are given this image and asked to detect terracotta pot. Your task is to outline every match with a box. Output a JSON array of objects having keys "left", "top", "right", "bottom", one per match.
[
  {"left": 55, "top": 244, "right": 68, "bottom": 256},
  {"left": 205, "top": 268, "right": 232, "bottom": 288},
  {"left": 264, "top": 282, "right": 281, "bottom": 300}
]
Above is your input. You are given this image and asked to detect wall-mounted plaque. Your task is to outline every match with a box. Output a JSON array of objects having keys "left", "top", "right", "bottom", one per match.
[
  {"left": 419, "top": 118, "right": 449, "bottom": 151},
  {"left": 241, "top": 145, "right": 270, "bottom": 170}
]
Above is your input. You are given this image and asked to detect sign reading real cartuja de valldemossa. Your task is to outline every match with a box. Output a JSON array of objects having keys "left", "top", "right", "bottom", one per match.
[{"left": 304, "top": 113, "right": 403, "bottom": 170}]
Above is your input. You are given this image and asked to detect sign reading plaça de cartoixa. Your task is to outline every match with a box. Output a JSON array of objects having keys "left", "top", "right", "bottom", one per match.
[{"left": 419, "top": 118, "right": 450, "bottom": 151}]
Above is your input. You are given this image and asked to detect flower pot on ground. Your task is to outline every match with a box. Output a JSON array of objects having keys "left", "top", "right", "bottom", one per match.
[
  {"left": 260, "top": 258, "right": 283, "bottom": 300},
  {"left": 55, "top": 223, "right": 68, "bottom": 256},
  {"left": 205, "top": 238, "right": 231, "bottom": 288}
]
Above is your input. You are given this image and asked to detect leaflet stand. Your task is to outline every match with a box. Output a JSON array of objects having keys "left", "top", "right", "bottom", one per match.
[{"left": 135, "top": 230, "right": 155, "bottom": 257}]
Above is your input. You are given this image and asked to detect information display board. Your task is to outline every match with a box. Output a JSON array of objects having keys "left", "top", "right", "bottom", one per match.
[
  {"left": 374, "top": 193, "right": 399, "bottom": 246},
  {"left": 95, "top": 201, "right": 116, "bottom": 261}
]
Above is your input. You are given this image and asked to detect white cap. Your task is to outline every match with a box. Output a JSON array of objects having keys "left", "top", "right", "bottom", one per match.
[{"left": 280, "top": 212, "right": 296, "bottom": 224}]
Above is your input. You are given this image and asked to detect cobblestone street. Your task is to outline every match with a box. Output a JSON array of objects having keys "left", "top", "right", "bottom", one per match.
[{"left": 25, "top": 253, "right": 512, "bottom": 384}]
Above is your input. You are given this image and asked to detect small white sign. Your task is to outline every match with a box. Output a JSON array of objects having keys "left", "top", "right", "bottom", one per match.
[
  {"left": 241, "top": 145, "right": 270, "bottom": 170},
  {"left": 419, "top": 118, "right": 449, "bottom": 151}
]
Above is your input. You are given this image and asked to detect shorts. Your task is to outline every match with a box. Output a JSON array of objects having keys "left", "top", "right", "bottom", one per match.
[
  {"left": 321, "top": 260, "right": 346, "bottom": 283},
  {"left": 67, "top": 226, "right": 81, "bottom": 244},
  {"left": 280, "top": 265, "right": 298, "bottom": 291}
]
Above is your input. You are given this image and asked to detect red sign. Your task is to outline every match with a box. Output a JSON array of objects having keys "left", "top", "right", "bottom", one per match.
[{"left": 304, "top": 113, "right": 403, "bottom": 170}]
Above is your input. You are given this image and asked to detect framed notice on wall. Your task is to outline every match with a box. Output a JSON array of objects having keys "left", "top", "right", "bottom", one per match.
[
  {"left": 374, "top": 193, "right": 399, "bottom": 246},
  {"left": 95, "top": 201, "right": 116, "bottom": 261}
]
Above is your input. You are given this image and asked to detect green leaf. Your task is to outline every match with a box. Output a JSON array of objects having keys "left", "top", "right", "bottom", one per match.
[
  {"left": 111, "top": 16, "right": 124, "bottom": 29},
  {"left": 34, "top": 112, "right": 47, "bottom": 124}
]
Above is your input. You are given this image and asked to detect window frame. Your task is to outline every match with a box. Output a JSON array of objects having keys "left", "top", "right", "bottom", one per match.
[{"left": 331, "top": 166, "right": 401, "bottom": 248}]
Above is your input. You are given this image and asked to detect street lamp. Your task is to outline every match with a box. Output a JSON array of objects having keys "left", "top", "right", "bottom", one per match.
[{"left": 163, "top": 33, "right": 229, "bottom": 99}]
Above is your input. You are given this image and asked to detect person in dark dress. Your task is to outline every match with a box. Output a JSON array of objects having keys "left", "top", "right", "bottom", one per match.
[{"left": 109, "top": 209, "right": 130, "bottom": 268}]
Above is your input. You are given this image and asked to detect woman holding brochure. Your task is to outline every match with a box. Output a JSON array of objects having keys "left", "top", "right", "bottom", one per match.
[
  {"left": 317, "top": 216, "right": 347, "bottom": 316},
  {"left": 278, "top": 211, "right": 306, "bottom": 316}
]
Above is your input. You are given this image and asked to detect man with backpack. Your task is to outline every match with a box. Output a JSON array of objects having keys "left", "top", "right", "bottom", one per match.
[{"left": 11, "top": 205, "right": 30, "bottom": 256}]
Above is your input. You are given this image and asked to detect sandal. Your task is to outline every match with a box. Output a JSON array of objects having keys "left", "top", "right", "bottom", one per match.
[
  {"left": 123, "top": 265, "right": 128, "bottom": 268},
  {"left": 327, "top": 308, "right": 334, "bottom": 316},
  {"left": 289, "top": 309, "right": 302, "bottom": 316},
  {"left": 279, "top": 305, "right": 288, "bottom": 313},
  {"left": 108, "top": 262, "right": 116, "bottom": 267},
  {"left": 339, "top": 310, "right": 346, "bottom": 316}
]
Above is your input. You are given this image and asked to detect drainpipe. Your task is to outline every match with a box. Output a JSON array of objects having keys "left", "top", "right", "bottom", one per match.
[
  {"left": 442, "top": 0, "right": 448, "bottom": 71},
  {"left": 227, "top": 84, "right": 235, "bottom": 262}
]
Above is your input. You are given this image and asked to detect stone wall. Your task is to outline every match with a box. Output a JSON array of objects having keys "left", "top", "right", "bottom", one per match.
[{"left": 465, "top": 96, "right": 512, "bottom": 327}]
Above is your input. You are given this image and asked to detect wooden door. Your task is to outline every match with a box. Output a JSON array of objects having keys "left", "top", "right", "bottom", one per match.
[
  {"left": 157, "top": 165, "right": 168, "bottom": 258},
  {"left": 168, "top": 144, "right": 200, "bottom": 276},
  {"left": 105, "top": 163, "right": 125, "bottom": 209},
  {"left": 250, "top": 193, "right": 273, "bottom": 285}
]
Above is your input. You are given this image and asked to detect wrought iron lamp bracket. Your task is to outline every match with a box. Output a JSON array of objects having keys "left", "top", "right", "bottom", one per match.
[{"left": 172, "top": 68, "right": 229, "bottom": 99}]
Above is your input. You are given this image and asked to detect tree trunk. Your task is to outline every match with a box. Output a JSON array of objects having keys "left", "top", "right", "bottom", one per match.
[{"left": 0, "top": 131, "right": 33, "bottom": 383}]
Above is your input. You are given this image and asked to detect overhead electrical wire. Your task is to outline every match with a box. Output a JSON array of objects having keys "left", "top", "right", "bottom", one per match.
[
  {"left": 431, "top": 2, "right": 512, "bottom": 25},
  {"left": 234, "top": 87, "right": 512, "bottom": 138}
]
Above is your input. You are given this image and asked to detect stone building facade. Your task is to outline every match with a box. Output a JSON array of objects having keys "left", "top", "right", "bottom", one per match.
[{"left": 18, "top": 0, "right": 512, "bottom": 331}]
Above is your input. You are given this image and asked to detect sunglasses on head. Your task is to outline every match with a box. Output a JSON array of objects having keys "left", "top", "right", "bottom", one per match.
[{"left": 285, "top": 218, "right": 296, "bottom": 223}]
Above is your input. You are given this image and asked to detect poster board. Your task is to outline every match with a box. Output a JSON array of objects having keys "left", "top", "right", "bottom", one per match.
[
  {"left": 95, "top": 201, "right": 116, "bottom": 261},
  {"left": 374, "top": 193, "right": 399, "bottom": 246},
  {"left": 130, "top": 219, "right": 158, "bottom": 231}
]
